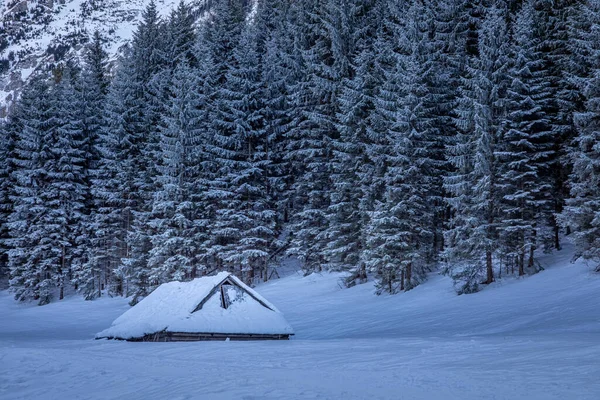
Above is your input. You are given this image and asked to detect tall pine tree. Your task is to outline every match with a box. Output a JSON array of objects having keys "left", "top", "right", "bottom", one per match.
[
  {"left": 444, "top": 5, "right": 511, "bottom": 293},
  {"left": 559, "top": 0, "right": 600, "bottom": 272}
]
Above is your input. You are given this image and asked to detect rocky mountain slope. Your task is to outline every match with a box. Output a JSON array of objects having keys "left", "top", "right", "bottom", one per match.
[{"left": 0, "top": 0, "right": 205, "bottom": 118}]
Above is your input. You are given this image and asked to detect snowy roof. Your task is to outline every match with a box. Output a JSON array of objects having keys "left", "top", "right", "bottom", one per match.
[{"left": 96, "top": 272, "right": 294, "bottom": 339}]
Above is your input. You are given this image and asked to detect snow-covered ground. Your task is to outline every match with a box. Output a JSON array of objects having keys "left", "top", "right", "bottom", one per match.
[{"left": 1, "top": 244, "right": 599, "bottom": 399}]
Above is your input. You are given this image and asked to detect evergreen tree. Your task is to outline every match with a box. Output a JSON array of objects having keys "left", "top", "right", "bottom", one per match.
[
  {"left": 148, "top": 61, "right": 209, "bottom": 284},
  {"left": 360, "top": 0, "right": 406, "bottom": 284},
  {"left": 428, "top": 0, "right": 470, "bottom": 257},
  {"left": 207, "top": 13, "right": 278, "bottom": 283},
  {"left": 141, "top": 1, "right": 200, "bottom": 289},
  {"left": 49, "top": 68, "right": 88, "bottom": 301},
  {"left": 0, "top": 119, "right": 13, "bottom": 287},
  {"left": 559, "top": 0, "right": 600, "bottom": 272},
  {"left": 164, "top": 0, "right": 197, "bottom": 67},
  {"left": 254, "top": 0, "right": 298, "bottom": 275},
  {"left": 123, "top": 0, "right": 169, "bottom": 300},
  {"left": 537, "top": 0, "right": 585, "bottom": 250},
  {"left": 101, "top": 51, "right": 147, "bottom": 299},
  {"left": 322, "top": 0, "right": 376, "bottom": 273},
  {"left": 496, "top": 0, "right": 553, "bottom": 276},
  {"left": 285, "top": 0, "right": 347, "bottom": 273},
  {"left": 8, "top": 72, "right": 87, "bottom": 304},
  {"left": 96, "top": 2, "right": 169, "bottom": 302},
  {"left": 444, "top": 5, "right": 511, "bottom": 293},
  {"left": 7, "top": 78, "right": 53, "bottom": 303},
  {"left": 153, "top": 0, "right": 198, "bottom": 127},
  {"left": 73, "top": 31, "right": 111, "bottom": 299},
  {"left": 366, "top": 1, "right": 436, "bottom": 294}
]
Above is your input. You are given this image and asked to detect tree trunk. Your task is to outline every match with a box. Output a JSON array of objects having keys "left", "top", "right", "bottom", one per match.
[
  {"left": 527, "top": 228, "right": 537, "bottom": 270},
  {"left": 263, "top": 260, "right": 268, "bottom": 283},
  {"left": 400, "top": 269, "right": 404, "bottom": 292},
  {"left": 248, "top": 265, "right": 255, "bottom": 285},
  {"left": 518, "top": 247, "right": 525, "bottom": 276},
  {"left": 485, "top": 250, "right": 494, "bottom": 284},
  {"left": 60, "top": 245, "right": 65, "bottom": 300},
  {"left": 527, "top": 245, "right": 535, "bottom": 270},
  {"left": 359, "top": 262, "right": 367, "bottom": 282}
]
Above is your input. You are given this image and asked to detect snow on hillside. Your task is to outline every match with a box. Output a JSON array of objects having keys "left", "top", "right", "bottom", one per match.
[
  {"left": 1, "top": 244, "right": 599, "bottom": 399},
  {"left": 263, "top": 244, "right": 600, "bottom": 339},
  {"left": 0, "top": 0, "right": 188, "bottom": 116}
]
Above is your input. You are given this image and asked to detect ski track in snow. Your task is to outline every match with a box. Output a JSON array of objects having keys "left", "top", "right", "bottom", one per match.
[{"left": 1, "top": 243, "right": 599, "bottom": 399}]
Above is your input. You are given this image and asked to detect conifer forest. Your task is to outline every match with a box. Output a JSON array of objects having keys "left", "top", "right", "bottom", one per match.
[{"left": 1, "top": 0, "right": 599, "bottom": 305}]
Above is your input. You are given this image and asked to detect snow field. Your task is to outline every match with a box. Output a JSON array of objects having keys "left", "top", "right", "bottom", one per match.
[{"left": 1, "top": 244, "right": 599, "bottom": 399}]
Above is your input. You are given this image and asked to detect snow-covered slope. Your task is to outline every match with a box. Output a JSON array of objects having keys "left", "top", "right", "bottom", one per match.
[
  {"left": 262, "top": 244, "right": 600, "bottom": 339},
  {"left": 1, "top": 244, "right": 599, "bottom": 399},
  {"left": 0, "top": 0, "right": 196, "bottom": 117}
]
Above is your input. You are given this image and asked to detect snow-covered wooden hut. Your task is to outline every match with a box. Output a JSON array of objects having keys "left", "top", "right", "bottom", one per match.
[{"left": 96, "top": 272, "right": 294, "bottom": 342}]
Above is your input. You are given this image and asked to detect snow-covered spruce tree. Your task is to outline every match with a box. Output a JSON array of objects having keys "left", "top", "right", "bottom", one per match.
[
  {"left": 536, "top": 0, "right": 586, "bottom": 250},
  {"left": 559, "top": 0, "right": 600, "bottom": 272},
  {"left": 444, "top": 5, "right": 511, "bottom": 294},
  {"left": 148, "top": 61, "right": 208, "bottom": 285},
  {"left": 359, "top": 0, "right": 407, "bottom": 282},
  {"left": 189, "top": 30, "right": 222, "bottom": 274},
  {"left": 230, "top": 22, "right": 278, "bottom": 284},
  {"left": 97, "top": 2, "right": 168, "bottom": 301},
  {"left": 410, "top": 0, "right": 450, "bottom": 265},
  {"left": 285, "top": 0, "right": 348, "bottom": 273},
  {"left": 428, "top": 0, "right": 472, "bottom": 256},
  {"left": 49, "top": 67, "right": 89, "bottom": 301},
  {"left": 151, "top": 0, "right": 197, "bottom": 130},
  {"left": 147, "top": 1, "right": 204, "bottom": 287},
  {"left": 8, "top": 71, "right": 87, "bottom": 305},
  {"left": 253, "top": 0, "right": 299, "bottom": 278},
  {"left": 164, "top": 0, "right": 197, "bottom": 67},
  {"left": 100, "top": 50, "right": 148, "bottom": 300},
  {"left": 191, "top": 1, "right": 247, "bottom": 279},
  {"left": 566, "top": 0, "right": 593, "bottom": 91},
  {"left": 496, "top": 0, "right": 553, "bottom": 276},
  {"left": 72, "top": 31, "right": 111, "bottom": 300},
  {"left": 7, "top": 77, "right": 52, "bottom": 303},
  {"left": 463, "top": 0, "right": 487, "bottom": 58},
  {"left": 202, "top": 0, "right": 246, "bottom": 87},
  {"left": 207, "top": 14, "right": 278, "bottom": 284},
  {"left": 121, "top": 0, "right": 169, "bottom": 301},
  {"left": 322, "top": 0, "right": 377, "bottom": 274},
  {"left": 2, "top": 97, "right": 30, "bottom": 291},
  {"left": 366, "top": 1, "right": 436, "bottom": 294},
  {"left": 0, "top": 119, "right": 13, "bottom": 287}
]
